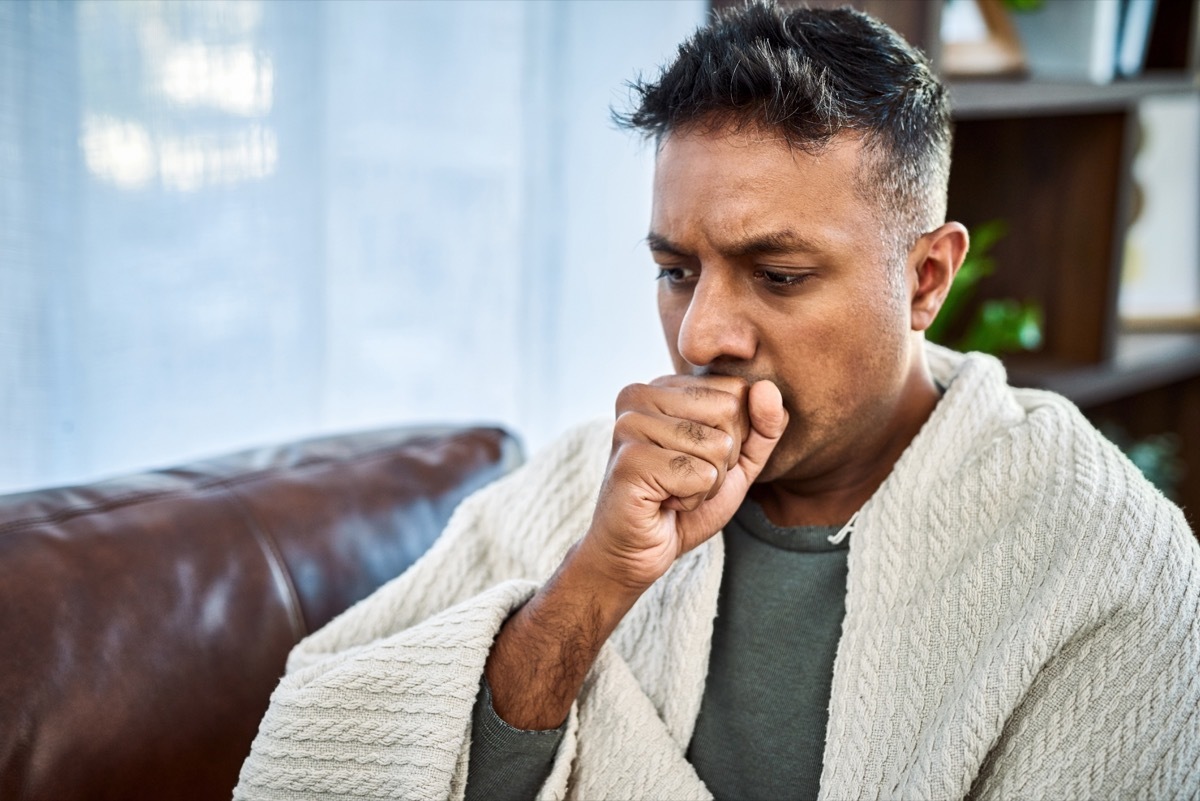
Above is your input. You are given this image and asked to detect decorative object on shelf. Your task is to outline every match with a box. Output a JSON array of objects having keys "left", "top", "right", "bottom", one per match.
[
  {"left": 1010, "top": 0, "right": 1122, "bottom": 84},
  {"left": 1119, "top": 93, "right": 1200, "bottom": 329},
  {"left": 1099, "top": 422, "right": 1186, "bottom": 499},
  {"left": 1116, "top": 0, "right": 1160, "bottom": 78},
  {"left": 927, "top": 220, "right": 1045, "bottom": 356},
  {"left": 941, "top": 0, "right": 1029, "bottom": 77}
]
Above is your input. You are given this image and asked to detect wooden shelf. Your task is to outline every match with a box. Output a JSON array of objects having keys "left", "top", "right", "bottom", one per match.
[
  {"left": 950, "top": 75, "right": 1200, "bottom": 119},
  {"left": 1006, "top": 332, "right": 1200, "bottom": 408}
]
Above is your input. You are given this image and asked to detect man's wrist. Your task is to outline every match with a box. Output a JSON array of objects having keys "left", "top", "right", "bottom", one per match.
[
  {"left": 483, "top": 541, "right": 645, "bottom": 731},
  {"left": 561, "top": 536, "right": 654, "bottom": 613}
]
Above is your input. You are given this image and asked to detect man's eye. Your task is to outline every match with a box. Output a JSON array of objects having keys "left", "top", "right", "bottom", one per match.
[
  {"left": 656, "top": 266, "right": 694, "bottom": 284},
  {"left": 754, "top": 269, "right": 811, "bottom": 288}
]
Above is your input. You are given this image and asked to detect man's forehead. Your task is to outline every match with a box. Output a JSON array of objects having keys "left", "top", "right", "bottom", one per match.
[
  {"left": 654, "top": 123, "right": 864, "bottom": 166},
  {"left": 649, "top": 127, "right": 870, "bottom": 250},
  {"left": 652, "top": 127, "right": 866, "bottom": 205}
]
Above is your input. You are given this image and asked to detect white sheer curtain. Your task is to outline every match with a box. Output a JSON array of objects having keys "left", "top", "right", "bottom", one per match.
[{"left": 0, "top": 0, "right": 705, "bottom": 493}]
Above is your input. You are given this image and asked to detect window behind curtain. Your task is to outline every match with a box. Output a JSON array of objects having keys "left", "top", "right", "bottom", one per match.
[{"left": 0, "top": 0, "right": 705, "bottom": 493}]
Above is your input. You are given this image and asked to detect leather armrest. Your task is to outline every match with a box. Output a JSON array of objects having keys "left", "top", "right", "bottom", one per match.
[{"left": 0, "top": 424, "right": 521, "bottom": 801}]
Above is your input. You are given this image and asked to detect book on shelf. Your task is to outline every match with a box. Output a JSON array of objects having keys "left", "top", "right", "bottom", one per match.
[
  {"left": 1116, "top": 0, "right": 1158, "bottom": 78},
  {"left": 1011, "top": 0, "right": 1122, "bottom": 84},
  {"left": 1004, "top": 0, "right": 1165, "bottom": 83},
  {"left": 1119, "top": 93, "right": 1200, "bottom": 327}
]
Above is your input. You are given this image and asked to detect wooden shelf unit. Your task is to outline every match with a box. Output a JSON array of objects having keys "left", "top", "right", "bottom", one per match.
[{"left": 935, "top": 2, "right": 1200, "bottom": 530}]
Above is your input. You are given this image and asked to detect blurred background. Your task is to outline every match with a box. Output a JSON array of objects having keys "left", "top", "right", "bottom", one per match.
[
  {"left": 2, "top": 0, "right": 1198, "bottom": 528},
  {"left": 0, "top": 0, "right": 706, "bottom": 493}
]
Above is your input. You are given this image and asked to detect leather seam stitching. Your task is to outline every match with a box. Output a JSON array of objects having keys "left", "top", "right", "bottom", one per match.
[{"left": 224, "top": 485, "right": 309, "bottom": 643}]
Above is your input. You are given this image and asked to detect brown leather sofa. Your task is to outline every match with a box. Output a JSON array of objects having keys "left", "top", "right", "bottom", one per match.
[{"left": 0, "top": 424, "right": 522, "bottom": 801}]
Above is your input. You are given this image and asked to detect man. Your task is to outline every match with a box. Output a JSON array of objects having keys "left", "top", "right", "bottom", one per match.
[{"left": 236, "top": 3, "right": 1200, "bottom": 800}]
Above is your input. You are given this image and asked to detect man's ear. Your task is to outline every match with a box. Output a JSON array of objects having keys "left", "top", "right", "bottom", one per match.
[{"left": 908, "top": 221, "right": 970, "bottom": 333}]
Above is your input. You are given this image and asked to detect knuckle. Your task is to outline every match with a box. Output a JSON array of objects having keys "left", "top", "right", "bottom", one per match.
[
  {"left": 669, "top": 453, "right": 697, "bottom": 477},
  {"left": 615, "top": 383, "right": 648, "bottom": 411},
  {"left": 675, "top": 418, "right": 708, "bottom": 445},
  {"left": 720, "top": 391, "right": 743, "bottom": 416},
  {"left": 613, "top": 410, "right": 641, "bottom": 439},
  {"left": 608, "top": 441, "right": 650, "bottom": 484}
]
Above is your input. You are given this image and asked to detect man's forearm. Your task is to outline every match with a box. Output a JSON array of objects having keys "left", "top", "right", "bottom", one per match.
[{"left": 484, "top": 540, "right": 643, "bottom": 731}]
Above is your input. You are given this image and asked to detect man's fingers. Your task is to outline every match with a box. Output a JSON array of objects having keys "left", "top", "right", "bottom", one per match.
[
  {"left": 649, "top": 373, "right": 749, "bottom": 396},
  {"left": 617, "top": 411, "right": 734, "bottom": 499},
  {"left": 618, "top": 379, "right": 750, "bottom": 464},
  {"left": 609, "top": 376, "right": 785, "bottom": 515},
  {"left": 611, "top": 441, "right": 722, "bottom": 508},
  {"left": 613, "top": 412, "right": 731, "bottom": 500},
  {"left": 737, "top": 380, "right": 788, "bottom": 481},
  {"left": 663, "top": 492, "right": 708, "bottom": 513}
]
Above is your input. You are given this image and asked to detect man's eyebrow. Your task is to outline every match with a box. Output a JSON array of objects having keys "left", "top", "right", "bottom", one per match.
[
  {"left": 646, "top": 232, "right": 687, "bottom": 256},
  {"left": 645, "top": 229, "right": 824, "bottom": 258},
  {"left": 723, "top": 230, "right": 824, "bottom": 257}
]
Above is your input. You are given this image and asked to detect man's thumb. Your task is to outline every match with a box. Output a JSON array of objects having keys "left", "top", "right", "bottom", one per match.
[{"left": 740, "top": 380, "right": 788, "bottom": 479}]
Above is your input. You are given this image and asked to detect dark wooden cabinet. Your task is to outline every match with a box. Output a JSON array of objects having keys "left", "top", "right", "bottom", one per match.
[{"left": 712, "top": 0, "right": 1200, "bottom": 530}]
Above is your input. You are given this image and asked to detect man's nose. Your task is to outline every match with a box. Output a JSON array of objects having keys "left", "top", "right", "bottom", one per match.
[{"left": 676, "top": 271, "right": 757, "bottom": 368}]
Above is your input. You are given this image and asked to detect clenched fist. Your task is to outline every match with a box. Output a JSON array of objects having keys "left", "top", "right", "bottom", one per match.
[
  {"left": 579, "top": 375, "right": 789, "bottom": 594},
  {"left": 484, "top": 375, "right": 786, "bottom": 730}
]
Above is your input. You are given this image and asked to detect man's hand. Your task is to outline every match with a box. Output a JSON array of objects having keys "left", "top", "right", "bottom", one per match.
[
  {"left": 579, "top": 376, "right": 789, "bottom": 594},
  {"left": 484, "top": 376, "right": 786, "bottom": 731}
]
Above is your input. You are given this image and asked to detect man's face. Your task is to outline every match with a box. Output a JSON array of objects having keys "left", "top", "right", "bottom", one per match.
[{"left": 649, "top": 125, "right": 918, "bottom": 487}]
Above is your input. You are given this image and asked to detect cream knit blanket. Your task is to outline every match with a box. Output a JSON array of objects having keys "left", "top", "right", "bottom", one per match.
[{"left": 235, "top": 347, "right": 1200, "bottom": 801}]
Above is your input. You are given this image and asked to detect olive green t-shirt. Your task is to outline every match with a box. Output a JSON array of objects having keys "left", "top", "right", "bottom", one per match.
[
  {"left": 686, "top": 501, "right": 848, "bottom": 800},
  {"left": 465, "top": 500, "right": 849, "bottom": 801}
]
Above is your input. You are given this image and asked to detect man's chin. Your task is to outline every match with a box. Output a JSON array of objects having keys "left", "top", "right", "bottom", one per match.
[
  {"left": 753, "top": 449, "right": 792, "bottom": 485},
  {"left": 753, "top": 428, "right": 816, "bottom": 485}
]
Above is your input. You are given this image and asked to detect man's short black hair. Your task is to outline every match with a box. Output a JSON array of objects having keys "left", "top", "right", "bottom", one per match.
[{"left": 616, "top": 0, "right": 952, "bottom": 259}]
